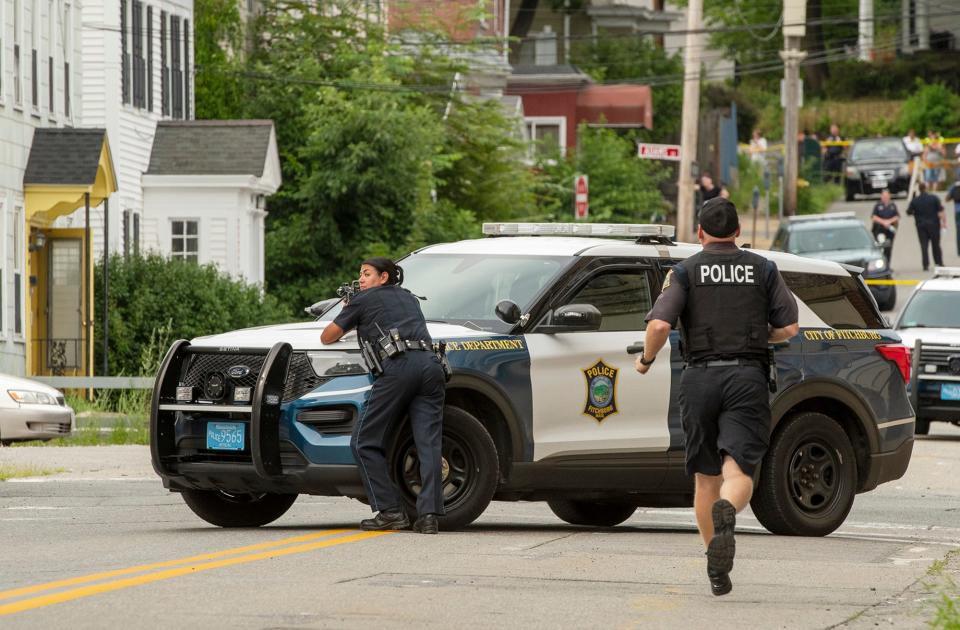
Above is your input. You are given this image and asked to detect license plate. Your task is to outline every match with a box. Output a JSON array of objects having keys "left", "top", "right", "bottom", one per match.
[
  {"left": 871, "top": 177, "right": 887, "bottom": 189},
  {"left": 941, "top": 383, "right": 960, "bottom": 401},
  {"left": 206, "top": 422, "right": 246, "bottom": 450}
]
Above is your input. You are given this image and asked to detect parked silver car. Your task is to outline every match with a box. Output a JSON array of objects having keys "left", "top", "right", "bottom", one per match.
[{"left": 0, "top": 374, "right": 75, "bottom": 444}]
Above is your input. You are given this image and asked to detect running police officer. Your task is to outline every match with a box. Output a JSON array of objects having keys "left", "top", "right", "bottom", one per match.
[
  {"left": 320, "top": 257, "right": 446, "bottom": 534},
  {"left": 635, "top": 198, "right": 799, "bottom": 596}
]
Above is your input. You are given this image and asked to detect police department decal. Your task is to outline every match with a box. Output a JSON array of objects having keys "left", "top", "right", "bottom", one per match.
[{"left": 583, "top": 360, "right": 618, "bottom": 422}]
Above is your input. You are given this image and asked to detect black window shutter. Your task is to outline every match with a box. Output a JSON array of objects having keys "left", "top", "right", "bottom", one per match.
[
  {"left": 160, "top": 11, "right": 167, "bottom": 116},
  {"left": 183, "top": 19, "right": 190, "bottom": 119},
  {"left": 121, "top": 0, "right": 129, "bottom": 104},
  {"left": 147, "top": 6, "right": 153, "bottom": 111}
]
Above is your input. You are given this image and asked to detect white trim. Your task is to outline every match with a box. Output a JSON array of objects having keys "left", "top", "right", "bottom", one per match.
[
  {"left": 525, "top": 115, "right": 567, "bottom": 157},
  {"left": 301, "top": 385, "right": 373, "bottom": 399},
  {"left": 12, "top": 205, "right": 25, "bottom": 340},
  {"left": 0, "top": 195, "right": 6, "bottom": 339},
  {"left": 918, "top": 374, "right": 960, "bottom": 382},
  {"left": 876, "top": 417, "right": 915, "bottom": 430},
  {"left": 142, "top": 174, "right": 263, "bottom": 189}
]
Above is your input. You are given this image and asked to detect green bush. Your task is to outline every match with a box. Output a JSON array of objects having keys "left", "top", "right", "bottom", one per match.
[
  {"left": 797, "top": 183, "right": 843, "bottom": 215},
  {"left": 824, "top": 54, "right": 960, "bottom": 100},
  {"left": 898, "top": 81, "right": 960, "bottom": 136},
  {"left": 94, "top": 254, "right": 292, "bottom": 376}
]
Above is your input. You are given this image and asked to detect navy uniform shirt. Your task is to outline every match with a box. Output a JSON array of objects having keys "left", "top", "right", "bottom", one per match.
[
  {"left": 871, "top": 201, "right": 899, "bottom": 222},
  {"left": 645, "top": 242, "right": 798, "bottom": 329},
  {"left": 333, "top": 285, "right": 432, "bottom": 347},
  {"left": 907, "top": 192, "right": 944, "bottom": 226}
]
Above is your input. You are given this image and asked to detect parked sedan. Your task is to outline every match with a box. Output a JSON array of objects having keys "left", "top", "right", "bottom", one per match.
[
  {"left": 845, "top": 137, "right": 912, "bottom": 201},
  {"left": 0, "top": 374, "right": 74, "bottom": 444}
]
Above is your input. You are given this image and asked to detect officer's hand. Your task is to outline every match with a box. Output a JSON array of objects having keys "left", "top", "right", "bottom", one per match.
[{"left": 635, "top": 356, "right": 651, "bottom": 375}]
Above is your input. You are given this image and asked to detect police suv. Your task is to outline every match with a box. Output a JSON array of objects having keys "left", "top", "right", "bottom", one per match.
[
  {"left": 151, "top": 223, "right": 914, "bottom": 536},
  {"left": 895, "top": 267, "right": 960, "bottom": 435}
]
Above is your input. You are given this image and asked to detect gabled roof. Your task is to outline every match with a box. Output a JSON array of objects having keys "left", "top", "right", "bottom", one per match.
[
  {"left": 24, "top": 128, "right": 109, "bottom": 185},
  {"left": 146, "top": 120, "right": 275, "bottom": 177}
]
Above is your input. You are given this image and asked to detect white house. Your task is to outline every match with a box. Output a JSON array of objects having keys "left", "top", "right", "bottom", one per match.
[
  {"left": 1, "top": 0, "right": 120, "bottom": 377},
  {"left": 51, "top": 0, "right": 195, "bottom": 260},
  {"left": 141, "top": 120, "right": 281, "bottom": 286}
]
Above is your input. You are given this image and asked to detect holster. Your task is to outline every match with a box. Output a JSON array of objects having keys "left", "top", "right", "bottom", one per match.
[{"left": 767, "top": 347, "right": 778, "bottom": 394}]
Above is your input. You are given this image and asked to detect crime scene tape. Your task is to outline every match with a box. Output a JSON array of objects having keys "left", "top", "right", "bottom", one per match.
[{"left": 864, "top": 279, "right": 921, "bottom": 285}]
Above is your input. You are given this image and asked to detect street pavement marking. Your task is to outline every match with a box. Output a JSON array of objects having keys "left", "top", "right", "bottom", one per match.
[
  {"left": 0, "top": 529, "right": 391, "bottom": 616},
  {"left": 0, "top": 528, "right": 353, "bottom": 602},
  {"left": 864, "top": 279, "right": 921, "bottom": 285}
]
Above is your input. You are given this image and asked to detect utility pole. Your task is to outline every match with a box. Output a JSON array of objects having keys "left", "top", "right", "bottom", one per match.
[
  {"left": 917, "top": 0, "right": 930, "bottom": 50},
  {"left": 780, "top": 0, "right": 806, "bottom": 217},
  {"left": 676, "top": 0, "right": 703, "bottom": 241},
  {"left": 858, "top": 0, "right": 874, "bottom": 61}
]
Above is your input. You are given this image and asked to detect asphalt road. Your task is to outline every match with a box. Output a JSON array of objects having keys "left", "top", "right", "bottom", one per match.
[{"left": 1, "top": 425, "right": 959, "bottom": 630}]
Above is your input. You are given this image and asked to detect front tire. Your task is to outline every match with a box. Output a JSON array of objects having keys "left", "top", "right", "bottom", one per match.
[
  {"left": 751, "top": 412, "right": 857, "bottom": 536},
  {"left": 547, "top": 499, "right": 636, "bottom": 527},
  {"left": 845, "top": 185, "right": 856, "bottom": 202},
  {"left": 391, "top": 406, "right": 498, "bottom": 531},
  {"left": 915, "top": 418, "right": 930, "bottom": 435},
  {"left": 180, "top": 489, "right": 298, "bottom": 527}
]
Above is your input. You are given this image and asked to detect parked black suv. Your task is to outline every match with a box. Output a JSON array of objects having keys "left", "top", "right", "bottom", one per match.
[{"left": 845, "top": 137, "right": 911, "bottom": 201}]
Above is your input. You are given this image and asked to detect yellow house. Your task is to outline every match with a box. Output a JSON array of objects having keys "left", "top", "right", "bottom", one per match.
[{"left": 22, "top": 129, "right": 118, "bottom": 378}]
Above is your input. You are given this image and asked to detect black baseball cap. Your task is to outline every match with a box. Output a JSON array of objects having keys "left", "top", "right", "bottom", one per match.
[{"left": 699, "top": 197, "right": 740, "bottom": 237}]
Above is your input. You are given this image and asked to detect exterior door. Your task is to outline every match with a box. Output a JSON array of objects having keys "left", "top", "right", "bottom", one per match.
[
  {"left": 47, "top": 239, "right": 82, "bottom": 374},
  {"left": 526, "top": 260, "right": 674, "bottom": 461}
]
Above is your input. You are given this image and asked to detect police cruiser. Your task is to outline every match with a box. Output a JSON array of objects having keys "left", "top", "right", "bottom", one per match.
[
  {"left": 895, "top": 267, "right": 960, "bottom": 435},
  {"left": 151, "top": 223, "right": 914, "bottom": 536}
]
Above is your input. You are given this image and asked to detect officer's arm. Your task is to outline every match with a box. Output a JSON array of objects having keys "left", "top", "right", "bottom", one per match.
[
  {"left": 765, "top": 260, "right": 800, "bottom": 344},
  {"left": 769, "top": 323, "right": 800, "bottom": 344},
  {"left": 641, "top": 320, "right": 673, "bottom": 363},
  {"left": 321, "top": 322, "right": 345, "bottom": 345}
]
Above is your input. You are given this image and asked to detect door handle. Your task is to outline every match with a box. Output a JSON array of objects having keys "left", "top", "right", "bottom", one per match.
[{"left": 626, "top": 341, "right": 645, "bottom": 355}]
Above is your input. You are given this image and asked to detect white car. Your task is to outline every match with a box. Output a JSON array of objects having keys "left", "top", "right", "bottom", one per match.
[
  {"left": 0, "top": 373, "right": 75, "bottom": 444},
  {"left": 895, "top": 267, "right": 960, "bottom": 435}
]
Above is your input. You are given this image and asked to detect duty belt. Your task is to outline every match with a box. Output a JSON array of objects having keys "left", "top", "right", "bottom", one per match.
[{"left": 376, "top": 339, "right": 432, "bottom": 362}]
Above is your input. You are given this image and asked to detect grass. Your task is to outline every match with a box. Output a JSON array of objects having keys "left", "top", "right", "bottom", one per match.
[
  {"left": 0, "top": 463, "right": 66, "bottom": 481},
  {"left": 928, "top": 551, "right": 960, "bottom": 629}
]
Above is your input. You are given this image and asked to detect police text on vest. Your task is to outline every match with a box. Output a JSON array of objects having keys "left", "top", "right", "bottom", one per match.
[{"left": 696, "top": 264, "right": 757, "bottom": 285}]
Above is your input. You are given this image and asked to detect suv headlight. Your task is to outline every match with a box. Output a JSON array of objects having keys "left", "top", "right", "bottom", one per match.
[
  {"left": 845, "top": 166, "right": 859, "bottom": 177},
  {"left": 305, "top": 351, "right": 368, "bottom": 377},
  {"left": 868, "top": 258, "right": 887, "bottom": 272},
  {"left": 898, "top": 165, "right": 910, "bottom": 177},
  {"left": 8, "top": 389, "right": 58, "bottom": 405}
]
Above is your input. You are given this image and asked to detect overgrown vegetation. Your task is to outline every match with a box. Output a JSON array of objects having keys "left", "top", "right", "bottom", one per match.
[{"left": 0, "top": 464, "right": 65, "bottom": 480}]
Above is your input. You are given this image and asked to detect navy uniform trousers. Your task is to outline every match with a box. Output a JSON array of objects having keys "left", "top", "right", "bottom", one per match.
[{"left": 351, "top": 350, "right": 446, "bottom": 516}]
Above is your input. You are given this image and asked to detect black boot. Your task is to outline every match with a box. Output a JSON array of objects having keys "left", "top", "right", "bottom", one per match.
[
  {"left": 412, "top": 513, "right": 439, "bottom": 534},
  {"left": 706, "top": 499, "right": 736, "bottom": 596},
  {"left": 360, "top": 509, "right": 410, "bottom": 531}
]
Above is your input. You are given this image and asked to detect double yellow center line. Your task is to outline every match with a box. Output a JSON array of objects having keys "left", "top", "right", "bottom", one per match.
[{"left": 0, "top": 528, "right": 391, "bottom": 616}]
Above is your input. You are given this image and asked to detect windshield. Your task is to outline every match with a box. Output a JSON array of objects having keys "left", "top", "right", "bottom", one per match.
[
  {"left": 788, "top": 226, "right": 874, "bottom": 255},
  {"left": 321, "top": 253, "right": 572, "bottom": 332},
  {"left": 898, "top": 291, "right": 960, "bottom": 329},
  {"left": 850, "top": 139, "right": 906, "bottom": 162}
]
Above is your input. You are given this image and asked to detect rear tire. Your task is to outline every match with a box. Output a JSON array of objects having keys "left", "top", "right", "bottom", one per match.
[
  {"left": 915, "top": 418, "right": 930, "bottom": 435},
  {"left": 877, "top": 289, "right": 896, "bottom": 312},
  {"left": 547, "top": 499, "right": 637, "bottom": 527},
  {"left": 845, "top": 186, "right": 856, "bottom": 202},
  {"left": 390, "top": 406, "right": 498, "bottom": 531},
  {"left": 751, "top": 412, "right": 857, "bottom": 536},
  {"left": 180, "top": 489, "right": 298, "bottom": 527}
]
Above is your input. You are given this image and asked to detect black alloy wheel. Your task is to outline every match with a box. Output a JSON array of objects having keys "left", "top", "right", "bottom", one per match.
[
  {"left": 751, "top": 412, "right": 857, "bottom": 536},
  {"left": 390, "top": 406, "right": 498, "bottom": 531}
]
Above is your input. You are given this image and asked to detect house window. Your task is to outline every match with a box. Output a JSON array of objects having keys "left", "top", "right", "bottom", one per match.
[
  {"left": 183, "top": 18, "right": 190, "bottom": 119},
  {"left": 0, "top": 0, "right": 5, "bottom": 100},
  {"left": 121, "top": 0, "right": 130, "bottom": 104},
  {"left": 64, "top": 1, "right": 72, "bottom": 118},
  {"left": 48, "top": 0, "right": 55, "bottom": 114},
  {"left": 171, "top": 219, "right": 196, "bottom": 262},
  {"left": 31, "top": 0, "right": 39, "bottom": 110},
  {"left": 525, "top": 116, "right": 567, "bottom": 158},
  {"left": 147, "top": 5, "right": 153, "bottom": 111},
  {"left": 160, "top": 10, "right": 168, "bottom": 116},
  {"left": 13, "top": 207, "right": 23, "bottom": 336},
  {"left": 14, "top": 0, "right": 23, "bottom": 106},
  {"left": 0, "top": 197, "right": 5, "bottom": 335}
]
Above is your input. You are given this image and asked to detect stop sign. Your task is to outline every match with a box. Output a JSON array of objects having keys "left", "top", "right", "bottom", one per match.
[{"left": 574, "top": 175, "right": 589, "bottom": 220}]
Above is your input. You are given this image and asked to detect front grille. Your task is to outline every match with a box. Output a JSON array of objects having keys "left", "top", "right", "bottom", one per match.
[
  {"left": 867, "top": 169, "right": 895, "bottom": 180},
  {"left": 27, "top": 422, "right": 71, "bottom": 434},
  {"left": 296, "top": 407, "right": 355, "bottom": 435},
  {"left": 283, "top": 353, "right": 330, "bottom": 402},
  {"left": 920, "top": 345, "right": 960, "bottom": 368},
  {"left": 180, "top": 353, "right": 265, "bottom": 390}
]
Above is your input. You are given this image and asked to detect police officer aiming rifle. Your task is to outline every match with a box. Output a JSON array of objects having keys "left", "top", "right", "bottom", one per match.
[
  {"left": 635, "top": 198, "right": 799, "bottom": 596},
  {"left": 321, "top": 257, "right": 447, "bottom": 534}
]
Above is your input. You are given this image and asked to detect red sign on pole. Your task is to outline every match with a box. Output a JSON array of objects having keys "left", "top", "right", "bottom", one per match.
[
  {"left": 637, "top": 143, "right": 681, "bottom": 161},
  {"left": 574, "top": 175, "right": 589, "bottom": 220}
]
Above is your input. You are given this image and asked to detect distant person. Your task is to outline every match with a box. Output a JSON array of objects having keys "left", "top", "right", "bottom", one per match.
[
  {"left": 822, "top": 123, "right": 845, "bottom": 184},
  {"left": 871, "top": 189, "right": 900, "bottom": 265},
  {"left": 907, "top": 182, "right": 947, "bottom": 271},
  {"left": 696, "top": 172, "right": 729, "bottom": 224},
  {"left": 946, "top": 179, "right": 960, "bottom": 256},
  {"left": 749, "top": 130, "right": 768, "bottom": 165},
  {"left": 923, "top": 131, "right": 945, "bottom": 192},
  {"left": 903, "top": 129, "right": 923, "bottom": 157}
]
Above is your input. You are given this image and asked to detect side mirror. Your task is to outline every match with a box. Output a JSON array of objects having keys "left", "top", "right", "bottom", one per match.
[
  {"left": 538, "top": 304, "right": 602, "bottom": 333},
  {"left": 305, "top": 297, "right": 340, "bottom": 318},
  {"left": 494, "top": 299, "right": 522, "bottom": 325}
]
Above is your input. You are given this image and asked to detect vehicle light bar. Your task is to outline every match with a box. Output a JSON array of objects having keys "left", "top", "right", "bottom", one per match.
[
  {"left": 482, "top": 222, "right": 676, "bottom": 239},
  {"left": 932, "top": 266, "right": 960, "bottom": 278},
  {"left": 786, "top": 211, "right": 858, "bottom": 222}
]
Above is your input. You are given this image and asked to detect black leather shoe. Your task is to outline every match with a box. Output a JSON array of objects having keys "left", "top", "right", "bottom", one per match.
[
  {"left": 360, "top": 510, "right": 410, "bottom": 531},
  {"left": 708, "top": 568, "right": 732, "bottom": 596},
  {"left": 412, "top": 513, "right": 439, "bottom": 534},
  {"left": 706, "top": 499, "right": 736, "bottom": 576}
]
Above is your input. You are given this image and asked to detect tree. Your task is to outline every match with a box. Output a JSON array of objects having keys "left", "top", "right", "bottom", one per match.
[
  {"left": 193, "top": 0, "right": 245, "bottom": 119},
  {"left": 898, "top": 81, "right": 960, "bottom": 136}
]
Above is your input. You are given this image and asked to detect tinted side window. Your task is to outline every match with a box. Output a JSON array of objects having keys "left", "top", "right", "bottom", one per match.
[
  {"left": 566, "top": 271, "right": 652, "bottom": 332},
  {"left": 771, "top": 228, "right": 786, "bottom": 251},
  {"left": 782, "top": 271, "right": 884, "bottom": 329}
]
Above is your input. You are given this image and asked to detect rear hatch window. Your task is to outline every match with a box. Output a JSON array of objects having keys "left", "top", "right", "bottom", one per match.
[{"left": 782, "top": 271, "right": 885, "bottom": 329}]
